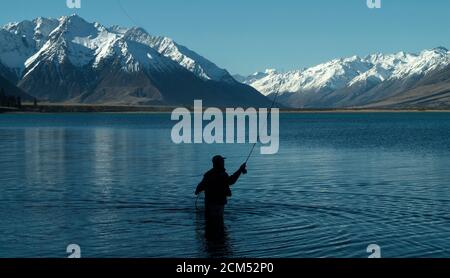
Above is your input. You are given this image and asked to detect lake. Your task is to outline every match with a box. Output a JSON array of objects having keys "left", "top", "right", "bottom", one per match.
[{"left": 0, "top": 112, "right": 449, "bottom": 258}]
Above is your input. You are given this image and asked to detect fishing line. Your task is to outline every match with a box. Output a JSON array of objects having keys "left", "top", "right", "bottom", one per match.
[
  {"left": 244, "top": 90, "right": 281, "bottom": 164},
  {"left": 195, "top": 195, "right": 200, "bottom": 210},
  {"left": 117, "top": 0, "right": 142, "bottom": 28}
]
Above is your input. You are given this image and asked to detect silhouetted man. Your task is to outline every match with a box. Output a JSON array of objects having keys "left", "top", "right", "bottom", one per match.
[{"left": 195, "top": 156, "right": 247, "bottom": 224}]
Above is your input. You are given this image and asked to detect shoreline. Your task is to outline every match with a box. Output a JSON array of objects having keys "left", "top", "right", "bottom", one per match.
[{"left": 2, "top": 104, "right": 450, "bottom": 114}]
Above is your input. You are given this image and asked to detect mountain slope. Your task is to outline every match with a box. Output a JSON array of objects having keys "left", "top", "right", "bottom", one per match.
[
  {"left": 144, "top": 35, "right": 236, "bottom": 83},
  {"left": 0, "top": 73, "right": 32, "bottom": 100},
  {"left": 363, "top": 64, "right": 450, "bottom": 108}
]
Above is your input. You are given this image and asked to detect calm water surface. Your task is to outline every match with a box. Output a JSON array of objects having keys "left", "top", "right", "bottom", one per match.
[{"left": 0, "top": 113, "right": 449, "bottom": 258}]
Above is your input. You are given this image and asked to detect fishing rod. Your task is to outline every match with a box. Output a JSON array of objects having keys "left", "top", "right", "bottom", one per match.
[{"left": 244, "top": 91, "right": 280, "bottom": 165}]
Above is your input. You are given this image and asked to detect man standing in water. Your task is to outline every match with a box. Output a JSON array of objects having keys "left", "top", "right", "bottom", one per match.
[{"left": 195, "top": 155, "right": 247, "bottom": 238}]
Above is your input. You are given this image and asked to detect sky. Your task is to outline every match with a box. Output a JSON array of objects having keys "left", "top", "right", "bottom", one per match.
[{"left": 0, "top": 0, "right": 449, "bottom": 75}]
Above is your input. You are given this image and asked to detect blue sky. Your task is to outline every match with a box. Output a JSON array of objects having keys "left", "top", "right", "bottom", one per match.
[{"left": 0, "top": 0, "right": 449, "bottom": 75}]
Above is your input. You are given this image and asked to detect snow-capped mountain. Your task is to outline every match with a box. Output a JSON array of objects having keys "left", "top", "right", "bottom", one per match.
[
  {"left": 241, "top": 47, "right": 450, "bottom": 108},
  {"left": 0, "top": 17, "right": 59, "bottom": 79},
  {"left": 244, "top": 56, "right": 373, "bottom": 96},
  {"left": 0, "top": 15, "right": 270, "bottom": 106}
]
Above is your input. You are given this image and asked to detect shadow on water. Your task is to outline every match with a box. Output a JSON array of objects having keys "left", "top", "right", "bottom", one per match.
[{"left": 195, "top": 210, "right": 233, "bottom": 258}]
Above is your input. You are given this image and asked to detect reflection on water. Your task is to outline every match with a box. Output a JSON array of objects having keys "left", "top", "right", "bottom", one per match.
[
  {"left": 194, "top": 211, "right": 233, "bottom": 258},
  {"left": 0, "top": 113, "right": 450, "bottom": 258}
]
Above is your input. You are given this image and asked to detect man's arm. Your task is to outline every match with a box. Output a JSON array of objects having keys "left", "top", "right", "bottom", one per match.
[
  {"left": 227, "top": 163, "right": 247, "bottom": 186},
  {"left": 195, "top": 178, "right": 206, "bottom": 195}
]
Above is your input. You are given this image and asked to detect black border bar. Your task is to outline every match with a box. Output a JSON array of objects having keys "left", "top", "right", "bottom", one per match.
[{"left": 1, "top": 259, "right": 450, "bottom": 276}]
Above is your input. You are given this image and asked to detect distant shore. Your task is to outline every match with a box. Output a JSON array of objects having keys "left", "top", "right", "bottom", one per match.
[
  {"left": 1, "top": 104, "right": 450, "bottom": 114},
  {"left": 0, "top": 107, "right": 19, "bottom": 113}
]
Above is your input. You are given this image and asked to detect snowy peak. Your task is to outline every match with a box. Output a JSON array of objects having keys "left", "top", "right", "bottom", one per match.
[
  {"left": 243, "top": 56, "right": 373, "bottom": 96},
  {"left": 56, "top": 14, "right": 100, "bottom": 38},
  {"left": 30, "top": 15, "right": 102, "bottom": 67},
  {"left": 432, "top": 46, "right": 448, "bottom": 53},
  {"left": 23, "top": 17, "right": 180, "bottom": 75},
  {"left": 144, "top": 35, "right": 234, "bottom": 83},
  {"left": 3, "top": 17, "right": 59, "bottom": 47},
  {"left": 241, "top": 48, "right": 450, "bottom": 96},
  {"left": 390, "top": 48, "right": 450, "bottom": 78},
  {"left": 0, "top": 17, "right": 59, "bottom": 74}
]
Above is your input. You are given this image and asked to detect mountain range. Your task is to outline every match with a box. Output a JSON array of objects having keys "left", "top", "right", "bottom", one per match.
[
  {"left": 238, "top": 47, "right": 450, "bottom": 108},
  {"left": 1, "top": 15, "right": 449, "bottom": 109},
  {"left": 0, "top": 15, "right": 270, "bottom": 107}
]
